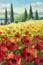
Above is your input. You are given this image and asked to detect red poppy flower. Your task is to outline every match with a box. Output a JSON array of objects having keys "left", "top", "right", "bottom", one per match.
[
  {"left": 25, "top": 31, "right": 29, "bottom": 35},
  {"left": 1, "top": 35, "right": 8, "bottom": 41},
  {"left": 33, "top": 35, "right": 43, "bottom": 41},
  {"left": 0, "top": 52, "right": 4, "bottom": 62},
  {"left": 6, "top": 40, "right": 18, "bottom": 51},
  {"left": 39, "top": 36, "right": 43, "bottom": 41},
  {"left": 6, "top": 54, "right": 21, "bottom": 65},
  {"left": 34, "top": 41, "right": 43, "bottom": 50},
  {"left": 0, "top": 32, "right": 2, "bottom": 34},
  {"left": 21, "top": 36, "right": 32, "bottom": 45},
  {"left": 35, "top": 55, "right": 43, "bottom": 65},
  {"left": 15, "top": 32, "right": 21, "bottom": 38},
  {"left": 33, "top": 35, "right": 40, "bottom": 41},
  {"left": 21, "top": 46, "right": 37, "bottom": 62},
  {"left": 0, "top": 43, "right": 8, "bottom": 62}
]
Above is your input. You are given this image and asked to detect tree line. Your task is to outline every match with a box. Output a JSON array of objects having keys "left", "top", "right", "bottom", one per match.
[
  {"left": 24, "top": 5, "right": 38, "bottom": 21},
  {"left": 5, "top": 4, "right": 39, "bottom": 24},
  {"left": 5, "top": 3, "right": 14, "bottom": 24}
]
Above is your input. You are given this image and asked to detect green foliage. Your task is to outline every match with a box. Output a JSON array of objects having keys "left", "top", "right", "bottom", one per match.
[
  {"left": 1, "top": 60, "right": 6, "bottom": 65},
  {"left": 21, "top": 59, "right": 34, "bottom": 65},
  {"left": 14, "top": 8, "right": 28, "bottom": 22},
  {"left": 29, "top": 5, "right": 33, "bottom": 19},
  {"left": 5, "top": 8, "right": 7, "bottom": 24},
  {"left": 4, "top": 4, "right": 40, "bottom": 24},
  {"left": 14, "top": 5, "right": 40, "bottom": 23},
  {"left": 14, "top": 13, "right": 24, "bottom": 22},
  {"left": 35, "top": 10, "right": 38, "bottom": 20},
  {"left": 1, "top": 59, "right": 35, "bottom": 65},
  {"left": 10, "top": 3, "right": 14, "bottom": 23}
]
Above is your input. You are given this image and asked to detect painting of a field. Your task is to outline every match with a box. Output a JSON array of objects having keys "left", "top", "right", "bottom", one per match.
[{"left": 0, "top": 0, "right": 43, "bottom": 65}]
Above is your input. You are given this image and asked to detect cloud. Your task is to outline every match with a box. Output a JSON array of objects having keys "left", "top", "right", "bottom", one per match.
[
  {"left": 14, "top": 2, "right": 43, "bottom": 13},
  {"left": 0, "top": 4, "right": 10, "bottom": 9},
  {"left": 31, "top": 2, "right": 43, "bottom": 13},
  {"left": 0, "top": 2, "right": 43, "bottom": 17},
  {"left": 32, "top": 2, "right": 42, "bottom": 7},
  {"left": 0, "top": 4, "right": 10, "bottom": 16}
]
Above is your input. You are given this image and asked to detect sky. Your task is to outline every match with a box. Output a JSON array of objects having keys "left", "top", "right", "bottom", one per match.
[{"left": 0, "top": 0, "right": 43, "bottom": 17}]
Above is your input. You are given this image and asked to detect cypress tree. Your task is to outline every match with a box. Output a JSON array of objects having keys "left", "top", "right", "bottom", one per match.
[
  {"left": 35, "top": 10, "right": 38, "bottom": 20},
  {"left": 24, "top": 8, "right": 28, "bottom": 21},
  {"left": 29, "top": 5, "right": 33, "bottom": 19},
  {"left": 10, "top": 3, "right": 14, "bottom": 23},
  {"left": 5, "top": 8, "right": 7, "bottom": 24}
]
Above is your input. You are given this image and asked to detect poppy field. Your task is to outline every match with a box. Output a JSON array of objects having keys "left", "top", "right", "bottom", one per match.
[{"left": 0, "top": 20, "right": 43, "bottom": 65}]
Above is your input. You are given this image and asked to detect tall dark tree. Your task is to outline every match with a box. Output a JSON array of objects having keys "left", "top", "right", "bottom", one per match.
[
  {"left": 10, "top": 3, "right": 14, "bottom": 23},
  {"left": 5, "top": 8, "right": 7, "bottom": 24},
  {"left": 29, "top": 5, "right": 33, "bottom": 19},
  {"left": 24, "top": 8, "right": 28, "bottom": 21},
  {"left": 35, "top": 10, "right": 38, "bottom": 20}
]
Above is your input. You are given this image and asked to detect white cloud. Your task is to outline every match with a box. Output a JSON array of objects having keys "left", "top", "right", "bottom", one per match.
[
  {"left": 31, "top": 2, "right": 43, "bottom": 13},
  {"left": 0, "top": 4, "right": 10, "bottom": 9},
  {"left": 0, "top": 4, "right": 10, "bottom": 17},
  {"left": 0, "top": 2, "right": 43, "bottom": 17},
  {"left": 14, "top": 2, "right": 43, "bottom": 14},
  {"left": 32, "top": 2, "right": 42, "bottom": 7}
]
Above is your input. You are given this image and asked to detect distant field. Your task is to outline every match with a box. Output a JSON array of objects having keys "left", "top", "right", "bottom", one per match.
[{"left": 0, "top": 19, "right": 43, "bottom": 36}]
